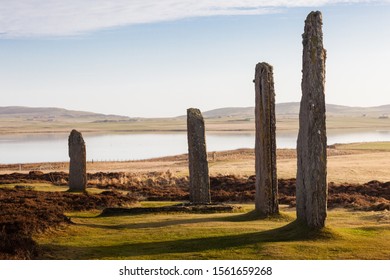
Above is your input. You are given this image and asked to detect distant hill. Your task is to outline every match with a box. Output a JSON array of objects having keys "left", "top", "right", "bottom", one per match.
[
  {"left": 202, "top": 107, "right": 254, "bottom": 118},
  {"left": 0, "top": 106, "right": 130, "bottom": 121},
  {"left": 202, "top": 102, "right": 390, "bottom": 118},
  {"left": 2, "top": 103, "right": 390, "bottom": 122}
]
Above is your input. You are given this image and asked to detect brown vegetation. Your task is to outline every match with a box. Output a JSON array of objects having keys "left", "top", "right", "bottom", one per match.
[
  {"left": 1, "top": 171, "right": 389, "bottom": 210},
  {"left": 0, "top": 188, "right": 137, "bottom": 259},
  {"left": 101, "top": 204, "right": 239, "bottom": 216}
]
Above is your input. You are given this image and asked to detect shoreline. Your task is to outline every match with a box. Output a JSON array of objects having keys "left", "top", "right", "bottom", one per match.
[
  {"left": 1, "top": 114, "right": 390, "bottom": 135},
  {"left": 0, "top": 126, "right": 390, "bottom": 136},
  {"left": 1, "top": 143, "right": 390, "bottom": 184}
]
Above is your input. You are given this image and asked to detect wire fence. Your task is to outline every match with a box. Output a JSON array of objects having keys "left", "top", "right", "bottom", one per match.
[{"left": 0, "top": 158, "right": 153, "bottom": 172}]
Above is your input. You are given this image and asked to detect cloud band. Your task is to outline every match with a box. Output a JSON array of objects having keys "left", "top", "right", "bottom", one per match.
[{"left": 0, "top": 0, "right": 386, "bottom": 38}]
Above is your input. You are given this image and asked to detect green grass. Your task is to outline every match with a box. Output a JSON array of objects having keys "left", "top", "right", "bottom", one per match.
[
  {"left": 0, "top": 184, "right": 124, "bottom": 194},
  {"left": 0, "top": 183, "right": 69, "bottom": 192},
  {"left": 35, "top": 205, "right": 390, "bottom": 260}
]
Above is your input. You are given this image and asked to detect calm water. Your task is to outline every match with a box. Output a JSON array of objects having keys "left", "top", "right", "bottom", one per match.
[{"left": 1, "top": 131, "right": 390, "bottom": 164}]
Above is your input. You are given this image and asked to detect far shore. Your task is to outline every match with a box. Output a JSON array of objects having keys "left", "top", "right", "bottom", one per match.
[
  {"left": 0, "top": 126, "right": 389, "bottom": 136},
  {"left": 1, "top": 115, "right": 390, "bottom": 135}
]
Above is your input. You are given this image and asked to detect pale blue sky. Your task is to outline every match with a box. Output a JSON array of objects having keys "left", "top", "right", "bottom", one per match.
[{"left": 1, "top": 1, "right": 389, "bottom": 117}]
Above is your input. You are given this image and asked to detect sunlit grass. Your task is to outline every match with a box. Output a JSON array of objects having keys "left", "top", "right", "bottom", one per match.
[
  {"left": 35, "top": 205, "right": 390, "bottom": 260},
  {"left": 0, "top": 183, "right": 68, "bottom": 192}
]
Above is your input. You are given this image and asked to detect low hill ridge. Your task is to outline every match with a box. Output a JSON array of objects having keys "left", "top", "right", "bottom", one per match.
[
  {"left": 0, "top": 106, "right": 130, "bottom": 120},
  {"left": 202, "top": 103, "right": 390, "bottom": 118}
]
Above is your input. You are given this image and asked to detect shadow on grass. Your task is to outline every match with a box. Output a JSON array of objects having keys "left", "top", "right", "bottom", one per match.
[
  {"left": 72, "top": 210, "right": 293, "bottom": 230},
  {"left": 221, "top": 210, "right": 294, "bottom": 222},
  {"left": 38, "top": 220, "right": 337, "bottom": 259}
]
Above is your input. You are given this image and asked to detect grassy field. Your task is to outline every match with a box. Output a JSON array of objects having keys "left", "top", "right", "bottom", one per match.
[
  {"left": 35, "top": 203, "right": 390, "bottom": 260},
  {"left": 1, "top": 114, "right": 390, "bottom": 134},
  {"left": 2, "top": 142, "right": 390, "bottom": 260}
]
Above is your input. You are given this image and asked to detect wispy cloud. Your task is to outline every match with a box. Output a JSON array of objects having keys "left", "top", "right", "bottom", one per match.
[{"left": 0, "top": 0, "right": 387, "bottom": 38}]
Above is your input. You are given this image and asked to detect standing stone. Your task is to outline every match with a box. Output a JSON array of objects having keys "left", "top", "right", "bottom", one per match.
[
  {"left": 187, "top": 108, "right": 211, "bottom": 204},
  {"left": 254, "top": 62, "right": 278, "bottom": 216},
  {"left": 296, "top": 11, "right": 327, "bottom": 228},
  {"left": 68, "top": 129, "right": 87, "bottom": 192}
]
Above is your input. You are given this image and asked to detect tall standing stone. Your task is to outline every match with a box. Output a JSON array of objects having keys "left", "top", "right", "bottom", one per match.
[
  {"left": 254, "top": 62, "right": 278, "bottom": 216},
  {"left": 296, "top": 11, "right": 327, "bottom": 228},
  {"left": 68, "top": 129, "right": 87, "bottom": 192},
  {"left": 187, "top": 108, "right": 211, "bottom": 204}
]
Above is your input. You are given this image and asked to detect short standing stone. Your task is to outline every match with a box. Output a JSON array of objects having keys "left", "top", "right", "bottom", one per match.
[
  {"left": 296, "top": 11, "right": 327, "bottom": 229},
  {"left": 187, "top": 108, "right": 211, "bottom": 204},
  {"left": 254, "top": 62, "right": 278, "bottom": 216},
  {"left": 68, "top": 129, "right": 87, "bottom": 192}
]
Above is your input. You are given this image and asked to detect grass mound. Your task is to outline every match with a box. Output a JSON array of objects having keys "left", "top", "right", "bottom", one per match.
[
  {"left": 223, "top": 210, "right": 294, "bottom": 222},
  {"left": 0, "top": 188, "right": 138, "bottom": 259},
  {"left": 34, "top": 206, "right": 390, "bottom": 260},
  {"left": 260, "top": 220, "right": 339, "bottom": 242}
]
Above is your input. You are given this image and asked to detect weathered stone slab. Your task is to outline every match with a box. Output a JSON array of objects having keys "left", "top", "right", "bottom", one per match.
[
  {"left": 187, "top": 108, "right": 211, "bottom": 204},
  {"left": 68, "top": 129, "right": 87, "bottom": 192},
  {"left": 254, "top": 62, "right": 278, "bottom": 216},
  {"left": 296, "top": 11, "right": 328, "bottom": 228}
]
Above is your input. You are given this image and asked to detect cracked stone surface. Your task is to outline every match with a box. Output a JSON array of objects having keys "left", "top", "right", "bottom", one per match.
[
  {"left": 187, "top": 108, "right": 210, "bottom": 204},
  {"left": 68, "top": 129, "right": 87, "bottom": 192},
  {"left": 254, "top": 62, "right": 278, "bottom": 216},
  {"left": 296, "top": 11, "right": 328, "bottom": 229}
]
